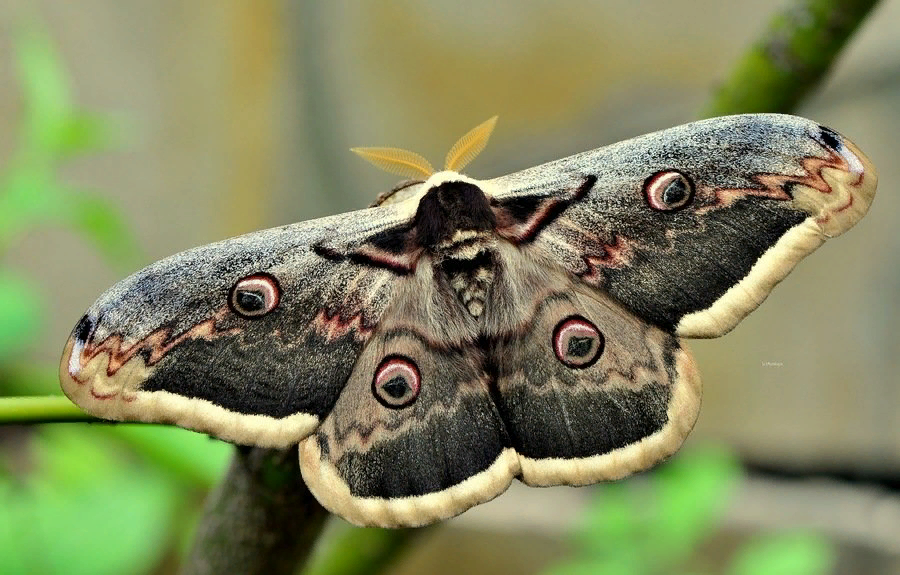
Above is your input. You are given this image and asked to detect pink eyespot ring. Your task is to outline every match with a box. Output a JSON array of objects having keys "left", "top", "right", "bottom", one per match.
[
  {"left": 644, "top": 170, "right": 694, "bottom": 211},
  {"left": 552, "top": 316, "right": 604, "bottom": 369},
  {"left": 229, "top": 273, "right": 281, "bottom": 318},
  {"left": 372, "top": 355, "right": 421, "bottom": 409}
]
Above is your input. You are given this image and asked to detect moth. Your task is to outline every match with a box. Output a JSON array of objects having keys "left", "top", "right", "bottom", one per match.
[{"left": 60, "top": 114, "right": 876, "bottom": 527}]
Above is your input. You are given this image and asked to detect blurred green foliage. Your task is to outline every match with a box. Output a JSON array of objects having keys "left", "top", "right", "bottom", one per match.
[
  {"left": 545, "top": 447, "right": 834, "bottom": 575},
  {"left": 0, "top": 26, "right": 139, "bottom": 268},
  {"left": 0, "top": 24, "right": 139, "bottom": 369},
  {"left": 0, "top": 23, "right": 231, "bottom": 574},
  {"left": 0, "top": 428, "right": 179, "bottom": 575}
]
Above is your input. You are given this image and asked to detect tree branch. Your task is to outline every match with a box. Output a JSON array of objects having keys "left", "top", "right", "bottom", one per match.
[
  {"left": 180, "top": 447, "right": 329, "bottom": 575},
  {"left": 702, "top": 0, "right": 879, "bottom": 117}
]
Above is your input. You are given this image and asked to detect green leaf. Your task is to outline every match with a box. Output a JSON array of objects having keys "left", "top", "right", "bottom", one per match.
[
  {"left": 0, "top": 272, "right": 43, "bottom": 360},
  {"left": 55, "top": 113, "right": 116, "bottom": 157},
  {"left": 108, "top": 426, "right": 232, "bottom": 489},
  {"left": 575, "top": 482, "right": 641, "bottom": 555},
  {"left": 62, "top": 193, "right": 143, "bottom": 270},
  {"left": 6, "top": 427, "right": 185, "bottom": 575},
  {"left": 0, "top": 477, "right": 31, "bottom": 575},
  {"left": 13, "top": 25, "right": 73, "bottom": 156},
  {"left": 549, "top": 446, "right": 742, "bottom": 575},
  {"left": 648, "top": 446, "right": 741, "bottom": 565},
  {"left": 544, "top": 557, "right": 640, "bottom": 575},
  {"left": 36, "top": 425, "right": 122, "bottom": 482},
  {"left": 10, "top": 25, "right": 114, "bottom": 159},
  {"left": 0, "top": 164, "right": 65, "bottom": 248},
  {"left": 0, "top": 363, "right": 60, "bottom": 396},
  {"left": 2, "top": 22, "right": 134, "bottom": 269},
  {"left": 728, "top": 533, "right": 834, "bottom": 575}
]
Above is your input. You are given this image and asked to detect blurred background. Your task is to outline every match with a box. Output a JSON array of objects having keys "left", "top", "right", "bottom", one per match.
[{"left": 0, "top": 1, "right": 898, "bottom": 574}]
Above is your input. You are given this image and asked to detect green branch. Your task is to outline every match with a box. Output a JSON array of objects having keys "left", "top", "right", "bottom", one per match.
[
  {"left": 702, "top": 0, "right": 879, "bottom": 117},
  {"left": 0, "top": 395, "right": 95, "bottom": 424}
]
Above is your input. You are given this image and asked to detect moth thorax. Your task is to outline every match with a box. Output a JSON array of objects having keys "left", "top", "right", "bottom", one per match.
[
  {"left": 414, "top": 181, "right": 496, "bottom": 249},
  {"left": 439, "top": 247, "right": 495, "bottom": 319}
]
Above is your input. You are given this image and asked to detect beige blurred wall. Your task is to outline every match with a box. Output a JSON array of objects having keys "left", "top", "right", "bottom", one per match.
[{"left": 1, "top": 0, "right": 897, "bottom": 472}]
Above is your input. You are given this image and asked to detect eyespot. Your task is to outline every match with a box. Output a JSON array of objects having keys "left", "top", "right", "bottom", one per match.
[
  {"left": 644, "top": 170, "right": 694, "bottom": 211},
  {"left": 229, "top": 273, "right": 280, "bottom": 318},
  {"left": 372, "top": 356, "right": 421, "bottom": 409},
  {"left": 552, "top": 316, "right": 604, "bottom": 369}
]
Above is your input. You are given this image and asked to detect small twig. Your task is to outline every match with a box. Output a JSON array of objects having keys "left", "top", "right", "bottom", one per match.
[
  {"left": 702, "top": 0, "right": 880, "bottom": 117},
  {"left": 0, "top": 395, "right": 96, "bottom": 424}
]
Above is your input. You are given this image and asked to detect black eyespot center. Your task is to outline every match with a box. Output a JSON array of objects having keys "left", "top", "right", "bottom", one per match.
[
  {"left": 236, "top": 290, "right": 266, "bottom": 312},
  {"left": 662, "top": 178, "right": 687, "bottom": 204},
  {"left": 229, "top": 273, "right": 281, "bottom": 318},
  {"left": 567, "top": 336, "right": 594, "bottom": 358},
  {"left": 382, "top": 376, "right": 410, "bottom": 399}
]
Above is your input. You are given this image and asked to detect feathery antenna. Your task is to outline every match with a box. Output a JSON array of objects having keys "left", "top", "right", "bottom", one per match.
[
  {"left": 349, "top": 147, "right": 435, "bottom": 180},
  {"left": 444, "top": 116, "right": 498, "bottom": 172},
  {"left": 351, "top": 116, "right": 498, "bottom": 178}
]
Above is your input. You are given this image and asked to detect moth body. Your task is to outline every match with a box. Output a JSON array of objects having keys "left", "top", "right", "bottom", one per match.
[
  {"left": 60, "top": 114, "right": 877, "bottom": 527},
  {"left": 413, "top": 178, "right": 499, "bottom": 319}
]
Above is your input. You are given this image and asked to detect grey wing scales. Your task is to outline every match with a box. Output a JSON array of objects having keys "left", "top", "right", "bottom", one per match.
[
  {"left": 489, "top": 277, "right": 700, "bottom": 486},
  {"left": 60, "top": 202, "right": 417, "bottom": 448},
  {"left": 298, "top": 268, "right": 517, "bottom": 527},
  {"left": 489, "top": 114, "right": 876, "bottom": 337},
  {"left": 298, "top": 250, "right": 700, "bottom": 527}
]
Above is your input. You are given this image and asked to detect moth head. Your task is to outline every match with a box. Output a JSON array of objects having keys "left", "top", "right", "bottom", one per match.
[
  {"left": 352, "top": 118, "right": 501, "bottom": 251},
  {"left": 414, "top": 177, "right": 497, "bottom": 247}
]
